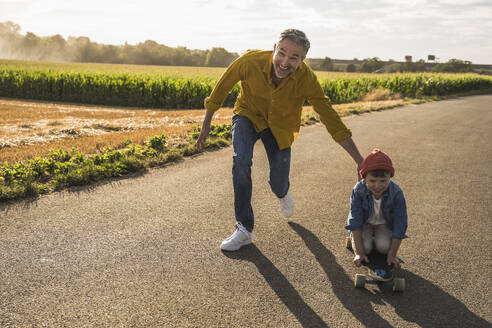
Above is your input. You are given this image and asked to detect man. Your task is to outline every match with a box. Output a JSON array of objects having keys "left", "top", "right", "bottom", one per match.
[{"left": 196, "top": 29, "right": 363, "bottom": 251}]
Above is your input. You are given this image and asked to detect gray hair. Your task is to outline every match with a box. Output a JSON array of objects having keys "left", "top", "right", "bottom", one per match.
[{"left": 279, "top": 29, "right": 310, "bottom": 56}]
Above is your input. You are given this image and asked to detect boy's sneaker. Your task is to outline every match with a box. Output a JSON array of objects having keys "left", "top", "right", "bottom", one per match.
[
  {"left": 220, "top": 222, "right": 256, "bottom": 251},
  {"left": 279, "top": 191, "right": 294, "bottom": 217}
]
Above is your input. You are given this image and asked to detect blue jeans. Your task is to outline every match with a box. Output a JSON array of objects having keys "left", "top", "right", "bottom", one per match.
[{"left": 232, "top": 114, "right": 291, "bottom": 232}]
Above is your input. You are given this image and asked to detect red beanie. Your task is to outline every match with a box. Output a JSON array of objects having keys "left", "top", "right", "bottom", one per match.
[{"left": 360, "top": 149, "right": 394, "bottom": 178}]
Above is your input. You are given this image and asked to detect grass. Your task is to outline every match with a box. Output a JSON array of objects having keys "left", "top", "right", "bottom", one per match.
[
  {"left": 0, "top": 89, "right": 419, "bottom": 164},
  {"left": 0, "top": 98, "right": 233, "bottom": 163},
  {"left": 0, "top": 123, "right": 231, "bottom": 203}
]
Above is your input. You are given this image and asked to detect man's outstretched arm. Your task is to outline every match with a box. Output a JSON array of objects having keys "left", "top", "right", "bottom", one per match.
[{"left": 338, "top": 137, "right": 364, "bottom": 180}]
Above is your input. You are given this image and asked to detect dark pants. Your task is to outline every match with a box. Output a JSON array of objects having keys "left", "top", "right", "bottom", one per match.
[{"left": 232, "top": 114, "right": 291, "bottom": 232}]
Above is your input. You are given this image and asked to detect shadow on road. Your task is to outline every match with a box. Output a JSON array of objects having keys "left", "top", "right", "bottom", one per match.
[
  {"left": 223, "top": 244, "right": 328, "bottom": 328},
  {"left": 288, "top": 221, "right": 491, "bottom": 328}
]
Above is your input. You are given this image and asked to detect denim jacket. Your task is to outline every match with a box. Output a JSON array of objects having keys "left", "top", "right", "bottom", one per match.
[{"left": 345, "top": 179, "right": 408, "bottom": 239}]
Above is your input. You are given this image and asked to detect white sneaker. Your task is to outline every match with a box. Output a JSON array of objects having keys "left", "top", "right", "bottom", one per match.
[
  {"left": 279, "top": 191, "right": 294, "bottom": 217},
  {"left": 220, "top": 222, "right": 256, "bottom": 251}
]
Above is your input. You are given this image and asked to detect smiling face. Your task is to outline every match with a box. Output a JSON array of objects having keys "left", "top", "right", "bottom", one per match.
[
  {"left": 365, "top": 171, "right": 391, "bottom": 199},
  {"left": 272, "top": 39, "right": 306, "bottom": 80}
]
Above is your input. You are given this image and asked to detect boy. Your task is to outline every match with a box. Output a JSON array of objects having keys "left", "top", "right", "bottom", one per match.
[{"left": 345, "top": 149, "right": 408, "bottom": 267}]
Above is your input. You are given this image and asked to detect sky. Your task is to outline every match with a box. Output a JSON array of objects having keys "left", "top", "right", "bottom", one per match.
[{"left": 1, "top": 0, "right": 491, "bottom": 64}]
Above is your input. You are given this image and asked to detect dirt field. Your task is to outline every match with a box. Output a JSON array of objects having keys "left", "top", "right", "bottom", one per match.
[
  {"left": 0, "top": 97, "right": 411, "bottom": 163},
  {"left": 0, "top": 98, "right": 233, "bottom": 163}
]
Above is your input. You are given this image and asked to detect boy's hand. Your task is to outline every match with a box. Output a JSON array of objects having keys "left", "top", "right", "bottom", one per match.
[
  {"left": 353, "top": 254, "right": 369, "bottom": 267},
  {"left": 386, "top": 255, "right": 400, "bottom": 268}
]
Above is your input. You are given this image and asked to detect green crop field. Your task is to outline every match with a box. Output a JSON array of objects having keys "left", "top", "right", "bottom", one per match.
[
  {"left": 0, "top": 60, "right": 227, "bottom": 78},
  {"left": 0, "top": 59, "right": 373, "bottom": 79},
  {"left": 1, "top": 59, "right": 491, "bottom": 109}
]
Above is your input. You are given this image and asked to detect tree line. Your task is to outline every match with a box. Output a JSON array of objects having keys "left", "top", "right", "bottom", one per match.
[
  {"left": 0, "top": 21, "right": 239, "bottom": 67},
  {"left": 1, "top": 21, "right": 488, "bottom": 74},
  {"left": 308, "top": 56, "right": 486, "bottom": 74}
]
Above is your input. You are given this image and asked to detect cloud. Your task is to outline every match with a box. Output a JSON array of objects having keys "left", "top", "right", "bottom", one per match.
[
  {"left": 279, "top": 0, "right": 492, "bottom": 62},
  {"left": 0, "top": 0, "right": 490, "bottom": 63}
]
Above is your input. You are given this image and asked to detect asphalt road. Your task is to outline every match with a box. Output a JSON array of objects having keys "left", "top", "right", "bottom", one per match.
[{"left": 1, "top": 95, "right": 491, "bottom": 327}]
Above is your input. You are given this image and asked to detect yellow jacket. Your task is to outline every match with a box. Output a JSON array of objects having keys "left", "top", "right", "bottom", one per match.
[{"left": 204, "top": 50, "right": 352, "bottom": 150}]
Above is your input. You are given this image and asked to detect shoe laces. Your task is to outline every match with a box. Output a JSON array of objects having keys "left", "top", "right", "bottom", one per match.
[{"left": 235, "top": 222, "right": 256, "bottom": 240}]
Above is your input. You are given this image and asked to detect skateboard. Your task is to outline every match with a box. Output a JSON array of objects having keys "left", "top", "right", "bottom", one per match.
[{"left": 346, "top": 237, "right": 405, "bottom": 292}]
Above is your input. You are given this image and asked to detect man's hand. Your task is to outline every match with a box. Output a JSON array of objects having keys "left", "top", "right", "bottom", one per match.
[
  {"left": 353, "top": 254, "right": 369, "bottom": 267},
  {"left": 196, "top": 110, "right": 214, "bottom": 150},
  {"left": 196, "top": 124, "right": 211, "bottom": 150},
  {"left": 357, "top": 161, "right": 362, "bottom": 181}
]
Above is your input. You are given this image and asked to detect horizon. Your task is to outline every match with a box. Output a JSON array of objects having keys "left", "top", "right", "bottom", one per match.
[{"left": 1, "top": 0, "right": 491, "bottom": 65}]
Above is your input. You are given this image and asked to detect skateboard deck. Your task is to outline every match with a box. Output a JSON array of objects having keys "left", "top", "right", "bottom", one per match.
[{"left": 346, "top": 237, "right": 405, "bottom": 292}]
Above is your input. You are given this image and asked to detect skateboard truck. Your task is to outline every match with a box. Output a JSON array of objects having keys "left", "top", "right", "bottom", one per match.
[{"left": 355, "top": 272, "right": 405, "bottom": 292}]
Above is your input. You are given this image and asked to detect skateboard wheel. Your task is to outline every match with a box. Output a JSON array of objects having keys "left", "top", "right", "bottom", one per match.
[
  {"left": 355, "top": 274, "right": 366, "bottom": 288},
  {"left": 393, "top": 278, "right": 405, "bottom": 292}
]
